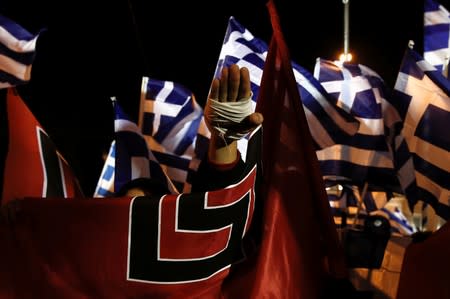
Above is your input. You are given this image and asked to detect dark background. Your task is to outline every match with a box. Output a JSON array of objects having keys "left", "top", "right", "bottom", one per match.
[{"left": 1, "top": 0, "right": 427, "bottom": 195}]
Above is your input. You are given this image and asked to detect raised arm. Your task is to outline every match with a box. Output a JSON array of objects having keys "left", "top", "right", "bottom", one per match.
[{"left": 205, "top": 64, "right": 263, "bottom": 166}]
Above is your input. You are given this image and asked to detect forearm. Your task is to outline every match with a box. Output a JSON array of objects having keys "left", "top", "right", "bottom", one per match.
[
  {"left": 207, "top": 135, "right": 238, "bottom": 165},
  {"left": 191, "top": 150, "right": 245, "bottom": 193}
]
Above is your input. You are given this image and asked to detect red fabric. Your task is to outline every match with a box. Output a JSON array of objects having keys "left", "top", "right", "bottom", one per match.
[
  {"left": 0, "top": 2, "right": 349, "bottom": 297},
  {"left": 222, "top": 1, "right": 348, "bottom": 298},
  {"left": 396, "top": 221, "right": 450, "bottom": 299},
  {"left": 1, "top": 88, "right": 83, "bottom": 205},
  {"left": 0, "top": 166, "right": 258, "bottom": 299}
]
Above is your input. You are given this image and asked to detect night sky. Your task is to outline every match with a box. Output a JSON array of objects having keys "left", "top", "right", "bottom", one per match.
[{"left": 1, "top": 0, "right": 427, "bottom": 195}]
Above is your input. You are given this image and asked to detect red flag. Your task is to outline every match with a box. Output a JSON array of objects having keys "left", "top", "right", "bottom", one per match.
[
  {"left": 0, "top": 164, "right": 259, "bottom": 298},
  {"left": 1, "top": 88, "right": 83, "bottom": 205},
  {"left": 396, "top": 221, "right": 450, "bottom": 299},
  {"left": 0, "top": 2, "right": 350, "bottom": 297},
  {"left": 223, "top": 1, "right": 348, "bottom": 298}
]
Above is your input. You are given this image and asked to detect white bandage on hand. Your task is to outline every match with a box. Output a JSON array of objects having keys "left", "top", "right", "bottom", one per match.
[{"left": 204, "top": 95, "right": 253, "bottom": 141}]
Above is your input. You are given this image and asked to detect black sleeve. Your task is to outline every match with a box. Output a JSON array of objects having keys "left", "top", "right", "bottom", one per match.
[{"left": 190, "top": 156, "right": 246, "bottom": 193}]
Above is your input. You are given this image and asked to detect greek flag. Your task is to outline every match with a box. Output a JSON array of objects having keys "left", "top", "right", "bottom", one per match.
[
  {"left": 94, "top": 99, "right": 178, "bottom": 197},
  {"left": 214, "top": 17, "right": 359, "bottom": 150},
  {"left": 424, "top": 0, "right": 450, "bottom": 73},
  {"left": 93, "top": 140, "right": 115, "bottom": 197},
  {"left": 327, "top": 184, "right": 416, "bottom": 235},
  {"left": 138, "top": 78, "right": 209, "bottom": 193},
  {"left": 349, "top": 191, "right": 413, "bottom": 235},
  {"left": 314, "top": 58, "right": 401, "bottom": 190},
  {"left": 392, "top": 47, "right": 450, "bottom": 220},
  {"left": 0, "top": 14, "right": 41, "bottom": 89},
  {"left": 376, "top": 197, "right": 417, "bottom": 236}
]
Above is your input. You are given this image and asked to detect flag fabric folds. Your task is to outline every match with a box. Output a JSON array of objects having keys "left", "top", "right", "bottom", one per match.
[
  {"left": 138, "top": 77, "right": 209, "bottom": 193},
  {"left": 396, "top": 221, "right": 450, "bottom": 299},
  {"left": 94, "top": 98, "right": 179, "bottom": 197},
  {"left": 0, "top": 124, "right": 261, "bottom": 299},
  {"left": 313, "top": 58, "right": 401, "bottom": 189},
  {"left": 313, "top": 59, "right": 420, "bottom": 235},
  {"left": 424, "top": 0, "right": 450, "bottom": 73},
  {"left": 327, "top": 185, "right": 417, "bottom": 235},
  {"left": 391, "top": 47, "right": 450, "bottom": 220},
  {"left": 213, "top": 16, "right": 267, "bottom": 108},
  {"left": 0, "top": 14, "right": 41, "bottom": 89},
  {"left": 222, "top": 1, "right": 348, "bottom": 298},
  {"left": 214, "top": 16, "right": 359, "bottom": 149},
  {"left": 1, "top": 88, "right": 83, "bottom": 205}
]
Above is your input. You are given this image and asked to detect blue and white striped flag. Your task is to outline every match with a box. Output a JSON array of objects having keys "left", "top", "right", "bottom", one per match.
[
  {"left": 374, "top": 195, "right": 417, "bottom": 236},
  {"left": 360, "top": 191, "right": 416, "bottom": 236},
  {"left": 0, "top": 14, "right": 41, "bottom": 89},
  {"left": 314, "top": 59, "right": 401, "bottom": 189},
  {"left": 138, "top": 78, "right": 209, "bottom": 193},
  {"left": 94, "top": 98, "right": 178, "bottom": 197},
  {"left": 327, "top": 184, "right": 417, "bottom": 235},
  {"left": 391, "top": 47, "right": 450, "bottom": 220},
  {"left": 214, "top": 16, "right": 359, "bottom": 150},
  {"left": 424, "top": 0, "right": 450, "bottom": 73},
  {"left": 93, "top": 140, "right": 116, "bottom": 197}
]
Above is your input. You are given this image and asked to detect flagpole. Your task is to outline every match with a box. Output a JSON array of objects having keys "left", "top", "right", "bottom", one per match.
[
  {"left": 351, "top": 182, "right": 368, "bottom": 229},
  {"left": 126, "top": 0, "right": 150, "bottom": 74},
  {"left": 343, "top": 0, "right": 350, "bottom": 61}
]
